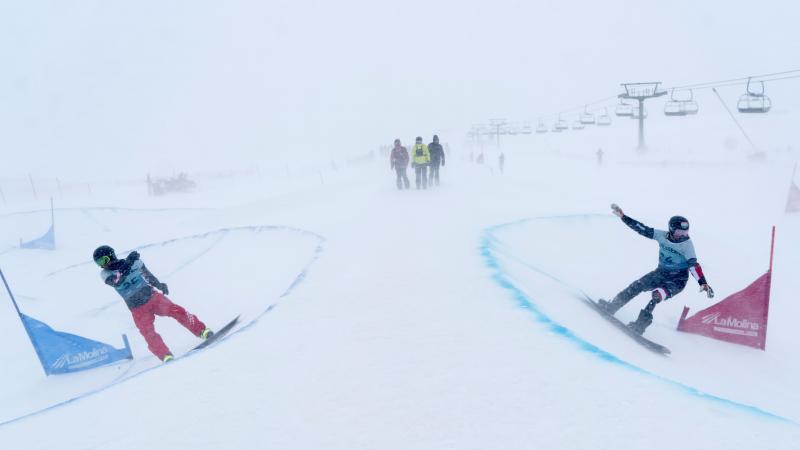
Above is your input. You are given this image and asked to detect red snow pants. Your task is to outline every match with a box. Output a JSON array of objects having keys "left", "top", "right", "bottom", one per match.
[{"left": 130, "top": 291, "right": 206, "bottom": 360}]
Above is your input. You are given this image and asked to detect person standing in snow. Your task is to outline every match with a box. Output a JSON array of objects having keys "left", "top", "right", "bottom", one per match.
[
  {"left": 598, "top": 204, "right": 714, "bottom": 335},
  {"left": 390, "top": 138, "right": 410, "bottom": 190},
  {"left": 428, "top": 135, "right": 445, "bottom": 186},
  {"left": 93, "top": 245, "right": 214, "bottom": 362},
  {"left": 411, "top": 136, "right": 431, "bottom": 189}
]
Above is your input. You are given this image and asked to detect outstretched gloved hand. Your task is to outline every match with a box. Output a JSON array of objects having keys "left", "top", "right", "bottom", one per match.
[
  {"left": 610, "top": 203, "right": 624, "bottom": 218},
  {"left": 157, "top": 282, "right": 169, "bottom": 295},
  {"left": 700, "top": 283, "right": 714, "bottom": 299}
]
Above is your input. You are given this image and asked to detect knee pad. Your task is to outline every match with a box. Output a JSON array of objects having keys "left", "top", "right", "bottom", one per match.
[{"left": 652, "top": 288, "right": 668, "bottom": 303}]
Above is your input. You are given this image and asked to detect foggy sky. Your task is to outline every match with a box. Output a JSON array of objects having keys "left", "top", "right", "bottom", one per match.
[{"left": 1, "top": 0, "right": 798, "bottom": 178}]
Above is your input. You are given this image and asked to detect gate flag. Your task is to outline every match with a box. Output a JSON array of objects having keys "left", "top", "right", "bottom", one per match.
[
  {"left": 676, "top": 227, "right": 774, "bottom": 350},
  {"left": 20, "top": 198, "right": 56, "bottom": 250},
  {"left": 1, "top": 268, "right": 132, "bottom": 375}
]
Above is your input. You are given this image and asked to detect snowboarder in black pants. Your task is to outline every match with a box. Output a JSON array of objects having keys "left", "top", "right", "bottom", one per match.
[
  {"left": 598, "top": 204, "right": 715, "bottom": 335},
  {"left": 428, "top": 135, "right": 445, "bottom": 186}
]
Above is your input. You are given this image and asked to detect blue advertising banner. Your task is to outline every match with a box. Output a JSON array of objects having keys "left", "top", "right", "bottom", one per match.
[
  {"left": 1, "top": 268, "right": 133, "bottom": 376},
  {"left": 20, "top": 314, "right": 132, "bottom": 375}
]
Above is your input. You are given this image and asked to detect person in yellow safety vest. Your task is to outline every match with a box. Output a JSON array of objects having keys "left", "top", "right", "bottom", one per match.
[{"left": 410, "top": 136, "right": 431, "bottom": 190}]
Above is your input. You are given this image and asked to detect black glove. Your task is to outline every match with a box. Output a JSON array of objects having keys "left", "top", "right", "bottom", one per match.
[
  {"left": 114, "top": 258, "right": 133, "bottom": 276},
  {"left": 157, "top": 283, "right": 169, "bottom": 295},
  {"left": 127, "top": 251, "right": 140, "bottom": 261}
]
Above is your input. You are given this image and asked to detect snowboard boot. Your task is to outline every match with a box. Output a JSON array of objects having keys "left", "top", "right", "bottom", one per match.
[
  {"left": 627, "top": 309, "right": 654, "bottom": 335},
  {"left": 200, "top": 327, "right": 214, "bottom": 340},
  {"left": 597, "top": 298, "right": 624, "bottom": 315},
  {"left": 597, "top": 299, "right": 614, "bottom": 314}
]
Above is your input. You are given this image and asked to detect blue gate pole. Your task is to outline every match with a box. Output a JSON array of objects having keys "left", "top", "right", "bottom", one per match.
[
  {"left": 0, "top": 267, "right": 24, "bottom": 317},
  {"left": 0, "top": 267, "right": 50, "bottom": 375}
]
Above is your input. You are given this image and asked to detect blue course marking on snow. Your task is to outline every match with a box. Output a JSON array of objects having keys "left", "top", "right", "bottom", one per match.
[
  {"left": 481, "top": 215, "right": 797, "bottom": 425},
  {"left": 164, "top": 230, "right": 230, "bottom": 277},
  {"left": 87, "top": 231, "right": 234, "bottom": 316},
  {"left": 0, "top": 225, "right": 326, "bottom": 428}
]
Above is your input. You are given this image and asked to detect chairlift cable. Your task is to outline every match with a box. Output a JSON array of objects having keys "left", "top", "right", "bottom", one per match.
[
  {"left": 527, "top": 69, "right": 800, "bottom": 127},
  {"left": 669, "top": 69, "right": 800, "bottom": 91},
  {"left": 711, "top": 87, "right": 760, "bottom": 154},
  {"left": 667, "top": 74, "right": 800, "bottom": 94}
]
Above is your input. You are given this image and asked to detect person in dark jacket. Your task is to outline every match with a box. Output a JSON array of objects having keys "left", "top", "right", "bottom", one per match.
[
  {"left": 428, "top": 135, "right": 445, "bottom": 186},
  {"left": 598, "top": 204, "right": 714, "bottom": 335},
  {"left": 389, "top": 139, "right": 410, "bottom": 190},
  {"left": 94, "top": 245, "right": 213, "bottom": 362}
]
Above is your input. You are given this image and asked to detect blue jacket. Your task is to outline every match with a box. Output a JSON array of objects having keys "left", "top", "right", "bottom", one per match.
[{"left": 100, "top": 253, "right": 161, "bottom": 309}]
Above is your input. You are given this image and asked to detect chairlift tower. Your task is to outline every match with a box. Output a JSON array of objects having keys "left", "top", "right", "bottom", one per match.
[
  {"left": 468, "top": 124, "right": 485, "bottom": 147},
  {"left": 488, "top": 118, "right": 508, "bottom": 148},
  {"left": 619, "top": 82, "right": 667, "bottom": 152}
]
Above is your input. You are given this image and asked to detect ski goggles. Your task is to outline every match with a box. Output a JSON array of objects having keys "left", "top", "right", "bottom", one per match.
[
  {"left": 95, "top": 255, "right": 111, "bottom": 268},
  {"left": 671, "top": 228, "right": 689, "bottom": 238}
]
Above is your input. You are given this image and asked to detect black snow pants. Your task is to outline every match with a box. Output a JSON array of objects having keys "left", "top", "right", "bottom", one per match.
[
  {"left": 395, "top": 168, "right": 410, "bottom": 189},
  {"left": 428, "top": 163, "right": 440, "bottom": 186},
  {"left": 608, "top": 268, "right": 689, "bottom": 314},
  {"left": 414, "top": 164, "right": 428, "bottom": 189}
]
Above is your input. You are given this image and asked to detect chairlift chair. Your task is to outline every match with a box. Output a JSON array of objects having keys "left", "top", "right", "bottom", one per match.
[
  {"left": 555, "top": 115, "right": 569, "bottom": 130},
  {"left": 737, "top": 78, "right": 772, "bottom": 113},
  {"left": 684, "top": 99, "right": 699, "bottom": 115},
  {"left": 597, "top": 108, "right": 612, "bottom": 126},
  {"left": 579, "top": 106, "right": 596, "bottom": 125},
  {"left": 664, "top": 89, "right": 699, "bottom": 116},
  {"left": 615, "top": 100, "right": 634, "bottom": 117},
  {"left": 535, "top": 120, "right": 548, "bottom": 134},
  {"left": 521, "top": 124, "right": 533, "bottom": 135},
  {"left": 571, "top": 120, "right": 585, "bottom": 130}
]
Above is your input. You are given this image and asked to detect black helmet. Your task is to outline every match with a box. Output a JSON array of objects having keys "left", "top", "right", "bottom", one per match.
[
  {"left": 415, "top": 136, "right": 423, "bottom": 143},
  {"left": 93, "top": 245, "right": 116, "bottom": 267},
  {"left": 433, "top": 135, "right": 439, "bottom": 143},
  {"left": 668, "top": 216, "right": 689, "bottom": 233}
]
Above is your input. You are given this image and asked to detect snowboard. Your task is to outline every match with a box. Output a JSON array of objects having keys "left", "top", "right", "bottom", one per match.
[
  {"left": 582, "top": 297, "right": 670, "bottom": 355},
  {"left": 191, "top": 315, "right": 240, "bottom": 352}
]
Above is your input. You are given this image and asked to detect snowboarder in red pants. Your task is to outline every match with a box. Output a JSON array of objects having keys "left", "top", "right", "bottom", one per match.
[{"left": 94, "top": 245, "right": 213, "bottom": 362}]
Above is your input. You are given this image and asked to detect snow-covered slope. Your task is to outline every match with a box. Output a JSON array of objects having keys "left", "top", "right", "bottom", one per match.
[{"left": 1, "top": 150, "right": 799, "bottom": 449}]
